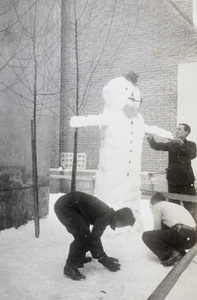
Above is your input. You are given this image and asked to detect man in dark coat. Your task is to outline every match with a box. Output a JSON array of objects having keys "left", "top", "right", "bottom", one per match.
[
  {"left": 142, "top": 192, "right": 197, "bottom": 266},
  {"left": 147, "top": 123, "right": 197, "bottom": 222},
  {"left": 54, "top": 191, "right": 135, "bottom": 280}
]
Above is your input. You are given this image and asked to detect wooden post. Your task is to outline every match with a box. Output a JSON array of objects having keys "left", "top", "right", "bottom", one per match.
[{"left": 147, "top": 243, "right": 197, "bottom": 300}]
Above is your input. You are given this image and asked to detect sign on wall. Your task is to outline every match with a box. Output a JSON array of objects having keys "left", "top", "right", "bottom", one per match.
[{"left": 60, "top": 152, "right": 86, "bottom": 169}]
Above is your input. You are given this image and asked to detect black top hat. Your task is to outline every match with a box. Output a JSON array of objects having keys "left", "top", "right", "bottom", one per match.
[{"left": 123, "top": 70, "right": 139, "bottom": 85}]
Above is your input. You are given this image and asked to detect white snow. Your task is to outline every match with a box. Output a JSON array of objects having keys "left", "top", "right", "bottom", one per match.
[{"left": 0, "top": 193, "right": 197, "bottom": 300}]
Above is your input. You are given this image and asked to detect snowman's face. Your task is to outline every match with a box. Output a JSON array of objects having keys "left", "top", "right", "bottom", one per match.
[{"left": 103, "top": 77, "right": 141, "bottom": 112}]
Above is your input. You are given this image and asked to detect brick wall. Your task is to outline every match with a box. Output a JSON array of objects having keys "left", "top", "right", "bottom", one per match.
[{"left": 51, "top": 0, "right": 197, "bottom": 174}]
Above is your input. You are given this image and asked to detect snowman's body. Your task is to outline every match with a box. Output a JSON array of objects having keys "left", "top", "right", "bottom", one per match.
[
  {"left": 94, "top": 111, "right": 145, "bottom": 218},
  {"left": 70, "top": 75, "right": 173, "bottom": 226}
]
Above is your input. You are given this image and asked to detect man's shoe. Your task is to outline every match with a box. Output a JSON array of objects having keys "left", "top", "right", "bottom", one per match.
[
  {"left": 161, "top": 251, "right": 183, "bottom": 267},
  {"left": 63, "top": 264, "right": 86, "bottom": 280},
  {"left": 84, "top": 256, "right": 92, "bottom": 264},
  {"left": 75, "top": 256, "right": 92, "bottom": 268},
  {"left": 180, "top": 250, "right": 186, "bottom": 256}
]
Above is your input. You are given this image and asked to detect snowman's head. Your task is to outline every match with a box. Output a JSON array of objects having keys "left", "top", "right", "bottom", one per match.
[{"left": 103, "top": 71, "right": 141, "bottom": 113}]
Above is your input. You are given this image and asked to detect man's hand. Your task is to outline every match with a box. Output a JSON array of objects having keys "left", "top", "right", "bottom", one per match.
[{"left": 98, "top": 256, "right": 121, "bottom": 272}]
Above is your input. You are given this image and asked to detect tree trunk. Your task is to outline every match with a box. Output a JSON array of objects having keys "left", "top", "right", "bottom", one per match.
[
  {"left": 31, "top": 120, "right": 40, "bottom": 238},
  {"left": 71, "top": 128, "right": 78, "bottom": 192},
  {"left": 59, "top": 0, "right": 67, "bottom": 166},
  {"left": 31, "top": 2, "right": 40, "bottom": 238}
]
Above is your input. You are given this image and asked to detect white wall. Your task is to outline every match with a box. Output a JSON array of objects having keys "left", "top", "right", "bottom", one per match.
[
  {"left": 178, "top": 62, "right": 197, "bottom": 176},
  {"left": 193, "top": 0, "right": 197, "bottom": 29}
]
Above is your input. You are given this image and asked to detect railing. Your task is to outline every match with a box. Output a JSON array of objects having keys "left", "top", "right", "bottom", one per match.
[{"left": 141, "top": 189, "right": 197, "bottom": 203}]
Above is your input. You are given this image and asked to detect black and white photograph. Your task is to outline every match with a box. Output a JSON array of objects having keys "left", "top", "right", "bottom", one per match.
[{"left": 0, "top": 1, "right": 197, "bottom": 299}]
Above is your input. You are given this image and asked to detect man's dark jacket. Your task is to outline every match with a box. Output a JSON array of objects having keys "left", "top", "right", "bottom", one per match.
[
  {"left": 55, "top": 192, "right": 116, "bottom": 259},
  {"left": 147, "top": 136, "right": 196, "bottom": 185}
]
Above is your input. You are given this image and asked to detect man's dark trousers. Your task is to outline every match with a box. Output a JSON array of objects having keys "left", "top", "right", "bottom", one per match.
[
  {"left": 54, "top": 199, "right": 90, "bottom": 267},
  {"left": 142, "top": 225, "right": 197, "bottom": 261}
]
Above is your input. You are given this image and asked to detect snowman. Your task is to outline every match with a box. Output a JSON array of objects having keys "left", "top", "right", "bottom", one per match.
[{"left": 70, "top": 71, "right": 173, "bottom": 229}]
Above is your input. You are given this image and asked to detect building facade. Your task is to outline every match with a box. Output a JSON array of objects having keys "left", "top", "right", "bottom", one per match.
[{"left": 51, "top": 0, "right": 197, "bottom": 178}]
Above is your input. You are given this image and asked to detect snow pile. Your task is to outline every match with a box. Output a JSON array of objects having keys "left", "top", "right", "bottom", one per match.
[{"left": 0, "top": 193, "right": 197, "bottom": 300}]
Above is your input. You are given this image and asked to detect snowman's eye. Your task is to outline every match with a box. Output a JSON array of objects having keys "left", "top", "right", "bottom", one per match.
[{"left": 125, "top": 87, "right": 128, "bottom": 90}]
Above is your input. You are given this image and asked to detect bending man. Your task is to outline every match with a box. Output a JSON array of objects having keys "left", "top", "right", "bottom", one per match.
[{"left": 54, "top": 191, "right": 135, "bottom": 280}]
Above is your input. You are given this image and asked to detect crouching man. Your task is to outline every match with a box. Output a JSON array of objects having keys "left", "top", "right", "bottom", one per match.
[
  {"left": 142, "top": 192, "right": 197, "bottom": 267},
  {"left": 54, "top": 191, "right": 135, "bottom": 280}
]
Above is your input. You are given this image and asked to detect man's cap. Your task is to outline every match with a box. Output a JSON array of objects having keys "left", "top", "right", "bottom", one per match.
[
  {"left": 115, "top": 207, "right": 135, "bottom": 226},
  {"left": 123, "top": 70, "right": 139, "bottom": 85}
]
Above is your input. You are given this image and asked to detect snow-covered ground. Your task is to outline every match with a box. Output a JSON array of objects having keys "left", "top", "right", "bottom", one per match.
[{"left": 1, "top": 193, "right": 197, "bottom": 300}]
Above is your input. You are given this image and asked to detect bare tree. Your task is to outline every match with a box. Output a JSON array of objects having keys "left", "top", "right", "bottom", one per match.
[{"left": 0, "top": 0, "right": 61, "bottom": 236}]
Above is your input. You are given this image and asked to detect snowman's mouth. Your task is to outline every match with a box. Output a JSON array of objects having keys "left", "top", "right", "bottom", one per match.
[
  {"left": 128, "top": 97, "right": 141, "bottom": 102},
  {"left": 128, "top": 97, "right": 142, "bottom": 104}
]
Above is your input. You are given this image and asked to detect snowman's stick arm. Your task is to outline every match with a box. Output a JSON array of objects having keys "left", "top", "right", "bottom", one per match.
[
  {"left": 70, "top": 114, "right": 109, "bottom": 128},
  {"left": 144, "top": 124, "right": 174, "bottom": 139}
]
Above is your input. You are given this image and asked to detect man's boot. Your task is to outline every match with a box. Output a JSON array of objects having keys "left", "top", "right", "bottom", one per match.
[
  {"left": 63, "top": 262, "right": 86, "bottom": 280},
  {"left": 161, "top": 251, "right": 183, "bottom": 266},
  {"left": 75, "top": 256, "right": 92, "bottom": 268}
]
